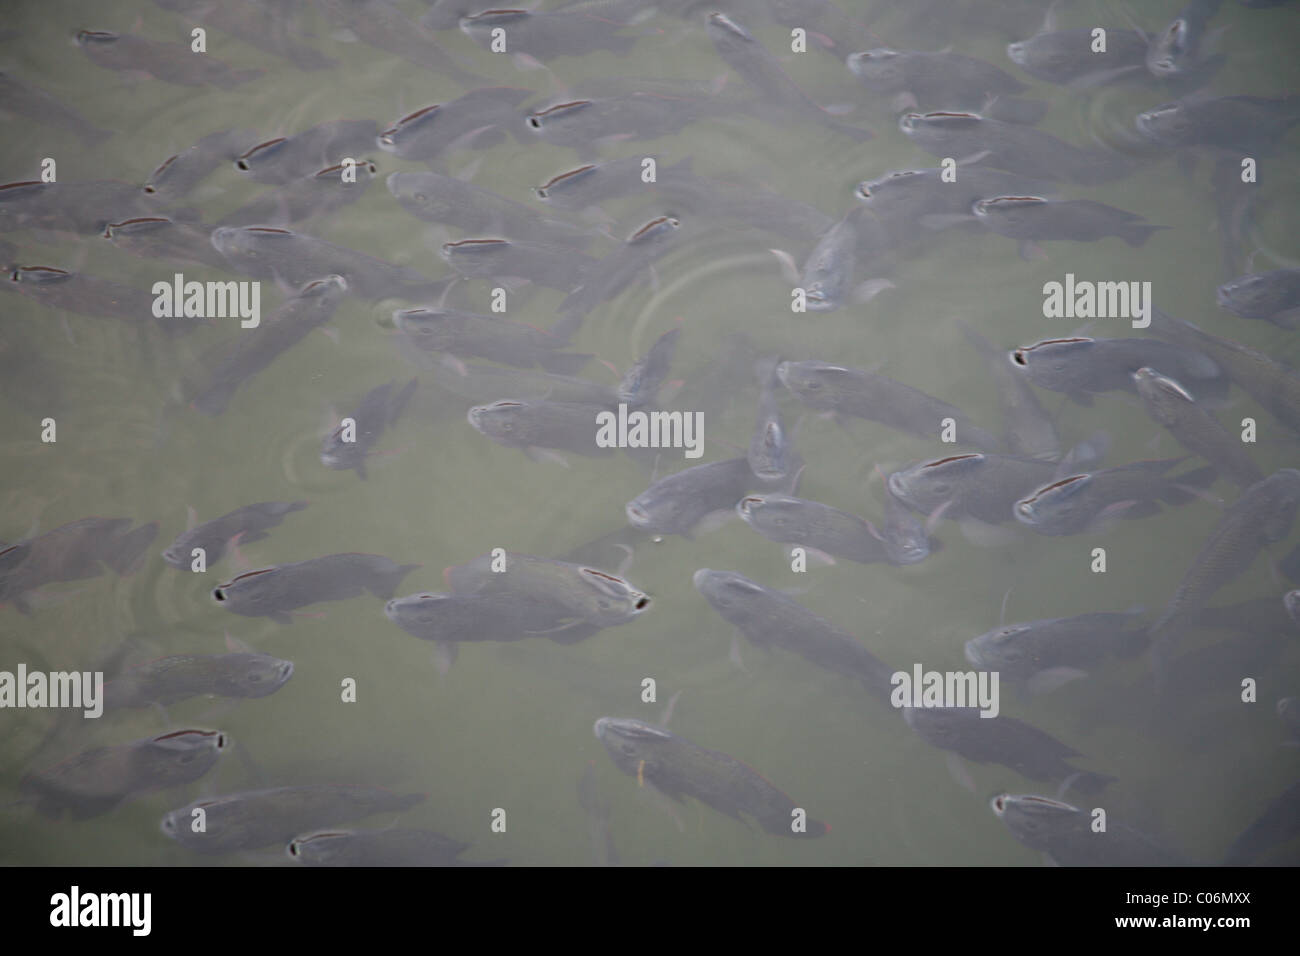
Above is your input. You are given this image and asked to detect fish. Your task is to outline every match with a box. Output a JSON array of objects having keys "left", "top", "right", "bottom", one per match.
[
  {"left": 386, "top": 171, "right": 588, "bottom": 246},
  {"left": 1136, "top": 95, "right": 1300, "bottom": 153},
  {"left": 525, "top": 88, "right": 728, "bottom": 153},
  {"left": 593, "top": 716, "right": 829, "bottom": 837},
  {"left": 1150, "top": 469, "right": 1300, "bottom": 652},
  {"left": 888, "top": 452, "right": 1061, "bottom": 526},
  {"left": 958, "top": 321, "right": 1060, "bottom": 460},
  {"left": 104, "top": 647, "right": 294, "bottom": 710},
  {"left": 440, "top": 237, "right": 598, "bottom": 292},
  {"left": 142, "top": 128, "right": 260, "bottom": 201},
  {"left": 210, "top": 227, "right": 446, "bottom": 301},
  {"left": 1009, "top": 336, "right": 1227, "bottom": 405},
  {"left": 963, "top": 611, "right": 1148, "bottom": 695},
  {"left": 287, "top": 828, "right": 482, "bottom": 866},
  {"left": 856, "top": 166, "right": 1055, "bottom": 238},
  {"left": 874, "top": 464, "right": 933, "bottom": 565},
  {"left": 467, "top": 399, "right": 612, "bottom": 460},
  {"left": 899, "top": 111, "right": 1136, "bottom": 185},
  {"left": 152, "top": 0, "right": 337, "bottom": 70},
  {"left": 234, "top": 120, "right": 380, "bottom": 186},
  {"left": 902, "top": 707, "right": 1114, "bottom": 793},
  {"left": 104, "top": 216, "right": 235, "bottom": 270},
  {"left": 747, "top": 358, "right": 799, "bottom": 483},
  {"left": 991, "top": 793, "right": 1188, "bottom": 865},
  {"left": 182, "top": 275, "right": 350, "bottom": 416},
  {"left": 1279, "top": 698, "right": 1300, "bottom": 742},
  {"left": 459, "top": 7, "right": 639, "bottom": 61},
  {"left": 21, "top": 729, "right": 226, "bottom": 820},
  {"left": 75, "top": 30, "right": 261, "bottom": 88},
  {"left": 444, "top": 551, "right": 650, "bottom": 630},
  {"left": 1146, "top": 0, "right": 1226, "bottom": 80},
  {"left": 618, "top": 328, "right": 681, "bottom": 407},
  {"left": 1133, "top": 367, "right": 1264, "bottom": 489},
  {"left": 1216, "top": 269, "right": 1300, "bottom": 329},
  {"left": 429, "top": 360, "right": 618, "bottom": 407},
  {"left": 212, "top": 553, "right": 420, "bottom": 623},
  {"left": 385, "top": 591, "right": 602, "bottom": 657},
  {"left": 1221, "top": 779, "right": 1300, "bottom": 865},
  {"left": 2, "top": 265, "right": 157, "bottom": 323},
  {"left": 315, "top": 0, "right": 487, "bottom": 85},
  {"left": 162, "top": 501, "right": 309, "bottom": 569},
  {"left": 0, "top": 70, "right": 111, "bottom": 144},
  {"left": 736, "top": 494, "right": 892, "bottom": 565},
  {"left": 706, "top": 12, "right": 872, "bottom": 141},
  {"left": 796, "top": 208, "right": 867, "bottom": 313},
  {"left": 1148, "top": 308, "right": 1300, "bottom": 435},
  {"left": 693, "top": 568, "right": 895, "bottom": 700},
  {"left": 1013, "top": 459, "right": 1217, "bottom": 536},
  {"left": 559, "top": 215, "right": 681, "bottom": 319},
  {"left": 0, "top": 179, "right": 150, "bottom": 236},
  {"left": 218, "top": 160, "right": 379, "bottom": 227},
  {"left": 626, "top": 457, "right": 756, "bottom": 538},
  {"left": 160, "top": 785, "right": 425, "bottom": 853},
  {"left": 0, "top": 517, "right": 158, "bottom": 613},
  {"left": 534, "top": 156, "right": 694, "bottom": 211},
  {"left": 377, "top": 88, "right": 533, "bottom": 162},
  {"left": 1006, "top": 17, "right": 1149, "bottom": 89},
  {"left": 972, "top": 196, "right": 1168, "bottom": 249},
  {"left": 1210, "top": 153, "right": 1258, "bottom": 280},
  {"left": 846, "top": 48, "right": 1045, "bottom": 124},
  {"left": 321, "top": 379, "right": 417, "bottom": 478},
  {"left": 776, "top": 360, "right": 1000, "bottom": 449}
]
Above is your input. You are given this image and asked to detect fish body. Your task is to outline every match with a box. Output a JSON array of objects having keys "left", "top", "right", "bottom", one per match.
[
  {"left": 1010, "top": 335, "right": 1225, "bottom": 404},
  {"left": 626, "top": 457, "right": 755, "bottom": 537},
  {"left": 560, "top": 215, "right": 681, "bottom": 318},
  {"left": 321, "top": 380, "right": 417, "bottom": 477},
  {"left": 288, "top": 828, "right": 474, "bottom": 866},
  {"left": 212, "top": 553, "right": 420, "bottom": 622},
  {"left": 378, "top": 89, "right": 533, "bottom": 162},
  {"left": 964, "top": 612, "right": 1148, "bottom": 688},
  {"left": 440, "top": 237, "right": 597, "bottom": 292},
  {"left": 959, "top": 321, "right": 1060, "bottom": 459},
  {"left": 1006, "top": 28, "right": 1149, "bottom": 88},
  {"left": 467, "top": 399, "right": 612, "bottom": 458},
  {"left": 737, "top": 495, "right": 890, "bottom": 565},
  {"left": 459, "top": 7, "right": 637, "bottom": 60},
  {"left": 105, "top": 216, "right": 234, "bottom": 269},
  {"left": 593, "top": 716, "right": 829, "bottom": 837},
  {"left": 162, "top": 501, "right": 308, "bottom": 568},
  {"left": 104, "top": 653, "right": 294, "bottom": 709},
  {"left": 1217, "top": 269, "right": 1300, "bottom": 327},
  {"left": 992, "top": 793, "right": 1186, "bottom": 865},
  {"left": 75, "top": 30, "right": 260, "bottom": 88},
  {"left": 2, "top": 266, "right": 155, "bottom": 322},
  {"left": 386, "top": 171, "right": 587, "bottom": 246},
  {"left": 888, "top": 453, "right": 1060, "bottom": 525},
  {"left": 0, "top": 517, "right": 158, "bottom": 613},
  {"left": 973, "top": 196, "right": 1166, "bottom": 247},
  {"left": 219, "top": 160, "right": 379, "bottom": 227},
  {"left": 1136, "top": 95, "right": 1300, "bottom": 153}
]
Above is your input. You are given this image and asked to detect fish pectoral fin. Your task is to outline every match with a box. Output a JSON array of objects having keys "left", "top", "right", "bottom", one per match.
[
  {"left": 524, "top": 618, "right": 583, "bottom": 636},
  {"left": 432, "top": 641, "right": 458, "bottom": 676},
  {"left": 525, "top": 446, "right": 570, "bottom": 467}
]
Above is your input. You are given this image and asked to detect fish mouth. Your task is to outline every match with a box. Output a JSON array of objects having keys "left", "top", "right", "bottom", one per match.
[
  {"left": 1006, "top": 42, "right": 1025, "bottom": 66},
  {"left": 593, "top": 717, "right": 611, "bottom": 740},
  {"left": 691, "top": 568, "right": 716, "bottom": 590},
  {"left": 990, "top": 793, "right": 1010, "bottom": 816},
  {"left": 963, "top": 641, "right": 985, "bottom": 668},
  {"left": 625, "top": 501, "right": 651, "bottom": 528},
  {"left": 886, "top": 472, "right": 909, "bottom": 499},
  {"left": 897, "top": 113, "right": 922, "bottom": 132},
  {"left": 736, "top": 496, "right": 763, "bottom": 520},
  {"left": 279, "top": 661, "right": 295, "bottom": 681}
]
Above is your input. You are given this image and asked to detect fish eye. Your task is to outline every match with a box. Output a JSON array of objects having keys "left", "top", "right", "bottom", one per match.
[
  {"left": 414, "top": 193, "right": 427, "bottom": 203},
  {"left": 528, "top": 116, "right": 542, "bottom": 129},
  {"left": 213, "top": 589, "right": 225, "bottom": 601},
  {"left": 634, "top": 596, "right": 649, "bottom": 610}
]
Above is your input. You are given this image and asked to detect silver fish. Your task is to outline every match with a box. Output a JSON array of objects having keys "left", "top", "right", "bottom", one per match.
[
  {"left": 847, "top": 48, "right": 1044, "bottom": 123},
  {"left": 161, "top": 785, "right": 425, "bottom": 854},
  {"left": 2, "top": 265, "right": 156, "bottom": 323},
  {"left": 856, "top": 166, "right": 1054, "bottom": 237},
  {"left": 218, "top": 160, "right": 379, "bottom": 227},
  {"left": 1136, "top": 95, "right": 1300, "bottom": 153},
  {"left": 378, "top": 88, "right": 533, "bottom": 162},
  {"left": 972, "top": 196, "right": 1167, "bottom": 248},
  {"left": 737, "top": 494, "right": 891, "bottom": 565},
  {"left": 386, "top": 171, "right": 588, "bottom": 246},
  {"left": 959, "top": 320, "right": 1060, "bottom": 460},
  {"left": 1217, "top": 269, "right": 1300, "bottom": 328},
  {"left": 22, "top": 729, "right": 227, "bottom": 820},
  {"left": 142, "top": 128, "right": 259, "bottom": 201},
  {"left": 467, "top": 399, "right": 612, "bottom": 460},
  {"left": 1146, "top": 0, "right": 1225, "bottom": 79},
  {"left": 964, "top": 611, "right": 1148, "bottom": 693},
  {"left": 104, "top": 652, "right": 294, "bottom": 709},
  {"left": 626, "top": 458, "right": 756, "bottom": 538},
  {"left": 212, "top": 553, "right": 420, "bottom": 623},
  {"left": 287, "top": 828, "right": 479, "bottom": 866},
  {"left": 385, "top": 591, "right": 601, "bottom": 652},
  {"left": 777, "top": 360, "right": 1000, "bottom": 449},
  {"left": 459, "top": 7, "right": 638, "bottom": 61},
  {"left": 396, "top": 307, "right": 590, "bottom": 375},
  {"left": 104, "top": 216, "right": 234, "bottom": 270},
  {"left": 234, "top": 120, "right": 379, "bottom": 185},
  {"left": 747, "top": 357, "right": 798, "bottom": 482},
  {"left": 321, "top": 379, "right": 417, "bottom": 478},
  {"left": 75, "top": 29, "right": 261, "bottom": 88},
  {"left": 618, "top": 327, "right": 681, "bottom": 407},
  {"left": 992, "top": 793, "right": 1186, "bottom": 865},
  {"left": 0, "top": 179, "right": 150, "bottom": 236},
  {"left": 1010, "top": 335, "right": 1226, "bottom": 405},
  {"left": 888, "top": 452, "right": 1060, "bottom": 525},
  {"left": 559, "top": 215, "right": 681, "bottom": 319},
  {"left": 0, "top": 517, "right": 158, "bottom": 613},
  {"left": 162, "top": 501, "right": 308, "bottom": 568},
  {"left": 1006, "top": 23, "right": 1148, "bottom": 88},
  {"left": 1133, "top": 367, "right": 1263, "bottom": 489},
  {"left": 0, "top": 70, "right": 111, "bottom": 144},
  {"left": 440, "top": 237, "right": 597, "bottom": 292}
]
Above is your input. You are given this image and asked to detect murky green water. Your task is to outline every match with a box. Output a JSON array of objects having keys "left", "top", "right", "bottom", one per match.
[{"left": 2, "top": 0, "right": 1299, "bottom": 866}]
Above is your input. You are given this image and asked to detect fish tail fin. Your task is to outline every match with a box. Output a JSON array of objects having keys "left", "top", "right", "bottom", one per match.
[
  {"left": 1125, "top": 224, "right": 1171, "bottom": 248},
  {"left": 539, "top": 351, "right": 593, "bottom": 375}
]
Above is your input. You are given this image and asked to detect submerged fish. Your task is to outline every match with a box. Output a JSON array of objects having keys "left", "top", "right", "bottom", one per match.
[
  {"left": 1136, "top": 95, "right": 1300, "bottom": 153},
  {"left": 2, "top": 265, "right": 156, "bottom": 323},
  {"left": 1150, "top": 469, "right": 1300, "bottom": 651},
  {"left": 142, "top": 128, "right": 259, "bottom": 201},
  {"left": 467, "top": 398, "right": 612, "bottom": 460},
  {"left": 161, "top": 785, "right": 425, "bottom": 853},
  {"left": 594, "top": 716, "right": 829, "bottom": 837},
  {"left": 747, "top": 357, "right": 799, "bottom": 483},
  {"left": 899, "top": 111, "right": 1136, "bottom": 185},
  {"left": 1010, "top": 336, "right": 1226, "bottom": 405},
  {"left": 888, "top": 452, "right": 1060, "bottom": 526},
  {"left": 0, "top": 179, "right": 149, "bottom": 236},
  {"left": 211, "top": 226, "right": 445, "bottom": 301},
  {"left": 234, "top": 121, "right": 379, "bottom": 186},
  {"left": 459, "top": 7, "right": 638, "bottom": 61},
  {"left": 559, "top": 215, "right": 681, "bottom": 319},
  {"left": 1013, "top": 459, "right": 1217, "bottom": 536},
  {"left": 856, "top": 166, "right": 1054, "bottom": 237},
  {"left": 385, "top": 591, "right": 602, "bottom": 658},
  {"left": 162, "top": 501, "right": 308, "bottom": 569},
  {"left": 1146, "top": 0, "right": 1226, "bottom": 80},
  {"left": 104, "top": 649, "right": 294, "bottom": 710},
  {"left": 104, "top": 216, "right": 235, "bottom": 270},
  {"left": 0, "top": 517, "right": 158, "bottom": 613},
  {"left": 182, "top": 275, "right": 350, "bottom": 416},
  {"left": 618, "top": 328, "right": 681, "bottom": 408},
  {"left": 959, "top": 321, "right": 1060, "bottom": 460},
  {"left": 777, "top": 360, "right": 999, "bottom": 449},
  {"left": 737, "top": 494, "right": 892, "bottom": 566},
  {"left": 378, "top": 88, "right": 533, "bottom": 162},
  {"left": 972, "top": 196, "right": 1167, "bottom": 248},
  {"left": 992, "top": 793, "right": 1187, "bottom": 865},
  {"left": 1222, "top": 779, "right": 1300, "bottom": 865},
  {"left": 626, "top": 458, "right": 756, "bottom": 538},
  {"left": 1217, "top": 269, "right": 1300, "bottom": 329},
  {"left": 903, "top": 707, "right": 1114, "bottom": 793},
  {"left": 321, "top": 379, "right": 417, "bottom": 478},
  {"left": 212, "top": 553, "right": 420, "bottom": 623},
  {"left": 964, "top": 611, "right": 1148, "bottom": 694},
  {"left": 440, "top": 237, "right": 597, "bottom": 292},
  {"left": 75, "top": 29, "right": 261, "bottom": 88},
  {"left": 0, "top": 70, "right": 111, "bottom": 144},
  {"left": 1133, "top": 367, "right": 1263, "bottom": 489},
  {"left": 396, "top": 308, "right": 589, "bottom": 375},
  {"left": 387, "top": 171, "right": 587, "bottom": 246},
  {"left": 847, "top": 48, "right": 1043, "bottom": 123},
  {"left": 219, "top": 160, "right": 379, "bottom": 227},
  {"left": 22, "top": 729, "right": 226, "bottom": 820},
  {"left": 288, "top": 828, "right": 480, "bottom": 866},
  {"left": 694, "top": 568, "right": 895, "bottom": 700}
]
